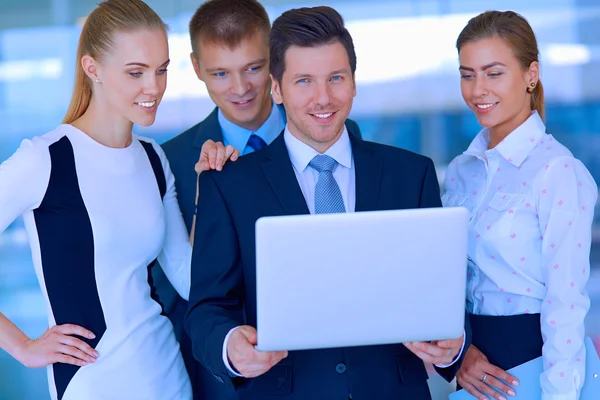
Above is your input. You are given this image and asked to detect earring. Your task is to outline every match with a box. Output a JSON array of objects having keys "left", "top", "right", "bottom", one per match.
[
  {"left": 527, "top": 82, "right": 536, "bottom": 93},
  {"left": 95, "top": 78, "right": 101, "bottom": 83}
]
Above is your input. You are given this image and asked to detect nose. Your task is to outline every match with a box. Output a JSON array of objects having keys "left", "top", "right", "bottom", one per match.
[
  {"left": 231, "top": 73, "right": 250, "bottom": 97},
  {"left": 143, "top": 74, "right": 160, "bottom": 96},
  {"left": 472, "top": 75, "right": 488, "bottom": 98},
  {"left": 314, "top": 81, "right": 331, "bottom": 108}
]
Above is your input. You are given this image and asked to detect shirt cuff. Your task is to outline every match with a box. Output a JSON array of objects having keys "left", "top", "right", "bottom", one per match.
[
  {"left": 222, "top": 326, "right": 244, "bottom": 377},
  {"left": 434, "top": 329, "right": 466, "bottom": 368}
]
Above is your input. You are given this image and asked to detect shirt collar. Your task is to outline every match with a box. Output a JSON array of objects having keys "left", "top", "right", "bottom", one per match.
[
  {"left": 217, "top": 101, "right": 285, "bottom": 154},
  {"left": 463, "top": 111, "right": 546, "bottom": 167},
  {"left": 284, "top": 125, "right": 352, "bottom": 173}
]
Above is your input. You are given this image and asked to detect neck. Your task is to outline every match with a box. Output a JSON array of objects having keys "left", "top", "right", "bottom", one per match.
[
  {"left": 488, "top": 108, "right": 532, "bottom": 150},
  {"left": 71, "top": 98, "right": 134, "bottom": 148}
]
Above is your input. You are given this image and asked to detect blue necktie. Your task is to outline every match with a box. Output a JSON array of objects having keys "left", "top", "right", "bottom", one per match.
[
  {"left": 247, "top": 134, "right": 267, "bottom": 151},
  {"left": 309, "top": 154, "right": 345, "bottom": 214}
]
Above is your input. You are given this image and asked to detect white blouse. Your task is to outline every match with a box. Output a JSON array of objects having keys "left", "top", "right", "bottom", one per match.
[{"left": 443, "top": 111, "right": 597, "bottom": 399}]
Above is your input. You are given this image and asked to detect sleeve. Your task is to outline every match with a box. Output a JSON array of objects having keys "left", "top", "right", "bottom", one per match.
[
  {"left": 537, "top": 156, "right": 597, "bottom": 400},
  {"left": 222, "top": 327, "right": 244, "bottom": 377},
  {"left": 153, "top": 142, "right": 192, "bottom": 301},
  {"left": 418, "top": 157, "right": 443, "bottom": 208},
  {"left": 0, "top": 138, "right": 50, "bottom": 233},
  {"left": 184, "top": 171, "right": 246, "bottom": 388}
]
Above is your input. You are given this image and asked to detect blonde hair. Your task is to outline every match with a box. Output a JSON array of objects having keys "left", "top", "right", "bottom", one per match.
[
  {"left": 63, "top": 0, "right": 167, "bottom": 124},
  {"left": 456, "top": 11, "right": 545, "bottom": 120}
]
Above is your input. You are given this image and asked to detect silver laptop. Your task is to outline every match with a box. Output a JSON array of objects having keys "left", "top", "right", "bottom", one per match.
[{"left": 255, "top": 207, "right": 468, "bottom": 352}]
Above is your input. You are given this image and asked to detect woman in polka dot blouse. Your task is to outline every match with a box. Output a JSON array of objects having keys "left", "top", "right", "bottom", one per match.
[{"left": 443, "top": 10, "right": 597, "bottom": 400}]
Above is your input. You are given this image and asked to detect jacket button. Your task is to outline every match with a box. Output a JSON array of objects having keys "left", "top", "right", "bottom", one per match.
[{"left": 335, "top": 363, "right": 347, "bottom": 374}]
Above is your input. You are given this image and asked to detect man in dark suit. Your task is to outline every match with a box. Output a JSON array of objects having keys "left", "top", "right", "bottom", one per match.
[
  {"left": 186, "top": 6, "right": 468, "bottom": 399},
  {"left": 158, "top": 1, "right": 362, "bottom": 399}
]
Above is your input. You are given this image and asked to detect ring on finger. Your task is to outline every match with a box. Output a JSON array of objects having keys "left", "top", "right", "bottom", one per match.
[{"left": 481, "top": 373, "right": 488, "bottom": 383}]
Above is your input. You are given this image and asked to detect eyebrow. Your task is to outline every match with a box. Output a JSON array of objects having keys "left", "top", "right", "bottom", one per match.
[
  {"left": 459, "top": 61, "right": 507, "bottom": 72},
  {"left": 125, "top": 59, "right": 170, "bottom": 68},
  {"left": 291, "top": 68, "right": 351, "bottom": 80},
  {"left": 204, "top": 58, "right": 267, "bottom": 74}
]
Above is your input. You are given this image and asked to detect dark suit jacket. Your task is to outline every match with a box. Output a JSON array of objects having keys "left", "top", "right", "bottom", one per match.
[
  {"left": 160, "top": 107, "right": 363, "bottom": 400},
  {"left": 186, "top": 131, "right": 469, "bottom": 400}
]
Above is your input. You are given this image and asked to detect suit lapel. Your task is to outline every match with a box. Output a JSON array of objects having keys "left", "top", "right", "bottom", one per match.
[
  {"left": 261, "top": 133, "right": 310, "bottom": 215},
  {"left": 193, "top": 108, "right": 223, "bottom": 149},
  {"left": 350, "top": 134, "right": 383, "bottom": 212}
]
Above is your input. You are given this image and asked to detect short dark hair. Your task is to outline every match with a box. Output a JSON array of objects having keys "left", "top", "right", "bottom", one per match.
[
  {"left": 189, "top": 0, "right": 270, "bottom": 56},
  {"left": 269, "top": 6, "right": 357, "bottom": 84}
]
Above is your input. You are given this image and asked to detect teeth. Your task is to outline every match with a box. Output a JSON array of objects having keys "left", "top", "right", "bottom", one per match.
[
  {"left": 137, "top": 101, "right": 156, "bottom": 108},
  {"left": 477, "top": 103, "right": 495, "bottom": 109},
  {"left": 314, "top": 113, "right": 333, "bottom": 119},
  {"left": 235, "top": 100, "right": 251, "bottom": 104}
]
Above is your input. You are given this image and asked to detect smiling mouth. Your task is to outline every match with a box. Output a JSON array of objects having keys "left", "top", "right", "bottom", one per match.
[
  {"left": 232, "top": 98, "right": 254, "bottom": 105},
  {"left": 136, "top": 101, "right": 156, "bottom": 108},
  {"left": 476, "top": 102, "right": 498, "bottom": 109},
  {"left": 311, "top": 112, "right": 335, "bottom": 119}
]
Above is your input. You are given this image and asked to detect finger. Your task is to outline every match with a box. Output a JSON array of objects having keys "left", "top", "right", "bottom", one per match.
[
  {"left": 230, "top": 149, "right": 240, "bottom": 161},
  {"left": 404, "top": 346, "right": 437, "bottom": 364},
  {"left": 215, "top": 146, "right": 226, "bottom": 171},
  {"left": 224, "top": 145, "right": 236, "bottom": 161},
  {"left": 488, "top": 364, "right": 519, "bottom": 386},
  {"left": 250, "top": 349, "right": 285, "bottom": 365},
  {"left": 207, "top": 146, "right": 218, "bottom": 170},
  {"left": 60, "top": 336, "right": 99, "bottom": 359},
  {"left": 239, "top": 326, "right": 258, "bottom": 345},
  {"left": 465, "top": 374, "right": 508, "bottom": 400},
  {"left": 54, "top": 353, "right": 89, "bottom": 367},
  {"left": 409, "top": 341, "right": 449, "bottom": 358},
  {"left": 55, "top": 324, "right": 95, "bottom": 340},
  {"left": 436, "top": 335, "right": 464, "bottom": 349},
  {"left": 458, "top": 380, "right": 488, "bottom": 400},
  {"left": 483, "top": 374, "right": 516, "bottom": 397},
  {"left": 58, "top": 344, "right": 95, "bottom": 363}
]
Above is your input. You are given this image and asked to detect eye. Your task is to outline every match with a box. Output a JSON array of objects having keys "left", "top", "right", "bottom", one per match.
[
  {"left": 129, "top": 72, "right": 142, "bottom": 78},
  {"left": 296, "top": 78, "right": 309, "bottom": 84},
  {"left": 247, "top": 66, "right": 263, "bottom": 73},
  {"left": 330, "top": 75, "right": 342, "bottom": 82},
  {"left": 488, "top": 72, "right": 503, "bottom": 78},
  {"left": 460, "top": 74, "right": 474, "bottom": 80},
  {"left": 157, "top": 68, "right": 168, "bottom": 75},
  {"left": 214, "top": 71, "right": 227, "bottom": 78}
]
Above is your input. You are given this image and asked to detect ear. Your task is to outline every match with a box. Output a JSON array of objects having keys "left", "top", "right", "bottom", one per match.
[
  {"left": 81, "top": 55, "right": 99, "bottom": 81},
  {"left": 526, "top": 60, "right": 540, "bottom": 87},
  {"left": 271, "top": 74, "right": 283, "bottom": 105},
  {"left": 190, "top": 52, "right": 203, "bottom": 81}
]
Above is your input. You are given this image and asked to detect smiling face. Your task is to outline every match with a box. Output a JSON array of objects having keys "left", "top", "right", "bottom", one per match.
[
  {"left": 191, "top": 31, "right": 272, "bottom": 131},
  {"left": 271, "top": 41, "right": 356, "bottom": 153},
  {"left": 459, "top": 36, "right": 538, "bottom": 142},
  {"left": 92, "top": 29, "right": 169, "bottom": 127}
]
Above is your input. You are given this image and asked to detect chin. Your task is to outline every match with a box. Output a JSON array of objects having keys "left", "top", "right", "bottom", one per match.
[{"left": 134, "top": 117, "right": 157, "bottom": 127}]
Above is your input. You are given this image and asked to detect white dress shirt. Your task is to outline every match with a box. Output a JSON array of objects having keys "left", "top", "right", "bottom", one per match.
[{"left": 442, "top": 111, "right": 598, "bottom": 400}]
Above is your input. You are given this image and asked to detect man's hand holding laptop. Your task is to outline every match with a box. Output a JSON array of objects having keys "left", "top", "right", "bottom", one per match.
[
  {"left": 227, "top": 325, "right": 464, "bottom": 378},
  {"left": 227, "top": 325, "right": 288, "bottom": 378}
]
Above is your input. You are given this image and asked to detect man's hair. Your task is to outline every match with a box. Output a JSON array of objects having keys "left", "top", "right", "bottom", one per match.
[
  {"left": 270, "top": 6, "right": 356, "bottom": 83},
  {"left": 189, "top": 0, "right": 270, "bottom": 57}
]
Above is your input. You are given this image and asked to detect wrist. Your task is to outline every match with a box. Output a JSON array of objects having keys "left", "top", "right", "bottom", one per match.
[{"left": 12, "top": 337, "right": 32, "bottom": 365}]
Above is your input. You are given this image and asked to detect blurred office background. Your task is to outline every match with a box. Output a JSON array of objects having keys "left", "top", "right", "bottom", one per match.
[{"left": 1, "top": 0, "right": 599, "bottom": 398}]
